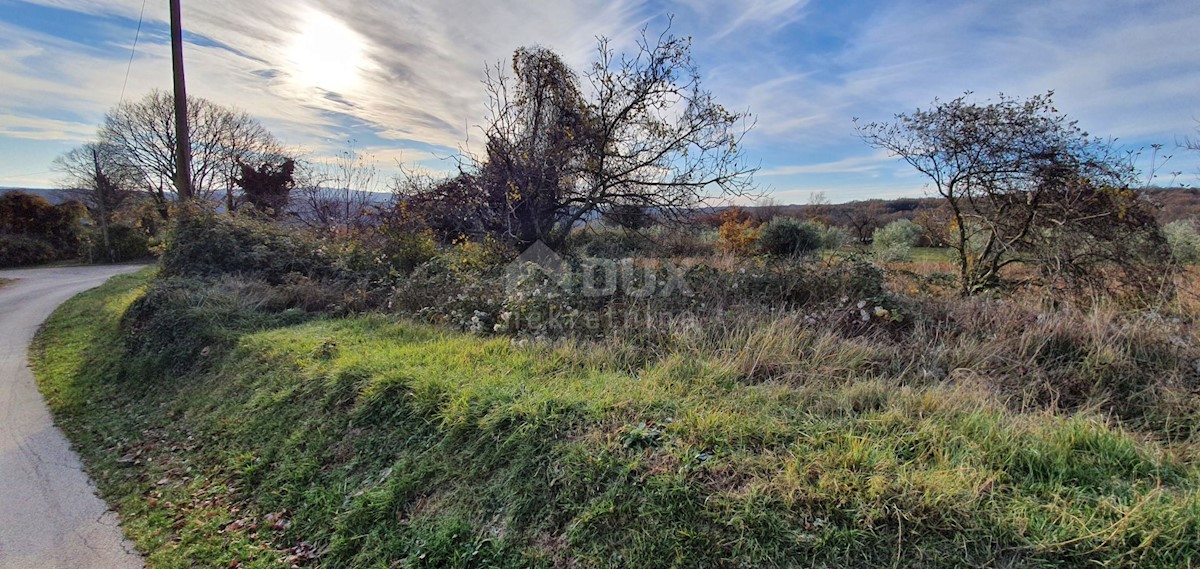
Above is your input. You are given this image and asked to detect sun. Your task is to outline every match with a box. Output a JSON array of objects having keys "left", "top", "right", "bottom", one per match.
[{"left": 287, "top": 9, "right": 368, "bottom": 93}]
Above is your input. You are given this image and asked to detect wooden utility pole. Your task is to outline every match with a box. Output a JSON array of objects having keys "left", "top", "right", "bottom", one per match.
[{"left": 170, "top": 0, "right": 194, "bottom": 201}]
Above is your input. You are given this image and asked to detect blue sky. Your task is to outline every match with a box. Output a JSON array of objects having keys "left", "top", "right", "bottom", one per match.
[{"left": 1, "top": 0, "right": 1197, "bottom": 203}]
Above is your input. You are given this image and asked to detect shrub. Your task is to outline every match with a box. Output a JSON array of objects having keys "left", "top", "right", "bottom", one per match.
[
  {"left": 717, "top": 207, "right": 762, "bottom": 255},
  {"left": 1165, "top": 220, "right": 1200, "bottom": 264},
  {"left": 820, "top": 224, "right": 851, "bottom": 250},
  {"left": 871, "top": 219, "right": 924, "bottom": 262},
  {"left": 160, "top": 214, "right": 334, "bottom": 284},
  {"left": 0, "top": 234, "right": 58, "bottom": 268},
  {"left": 85, "top": 223, "right": 151, "bottom": 263},
  {"left": 872, "top": 219, "right": 924, "bottom": 248},
  {"left": 570, "top": 229, "right": 648, "bottom": 259},
  {"left": 757, "top": 217, "right": 823, "bottom": 256},
  {"left": 0, "top": 192, "right": 85, "bottom": 257},
  {"left": 122, "top": 276, "right": 310, "bottom": 372}
]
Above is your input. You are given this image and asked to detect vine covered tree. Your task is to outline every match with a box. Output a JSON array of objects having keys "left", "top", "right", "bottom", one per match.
[
  {"left": 409, "top": 23, "right": 757, "bottom": 248},
  {"left": 856, "top": 92, "right": 1170, "bottom": 299},
  {"left": 235, "top": 159, "right": 296, "bottom": 217}
]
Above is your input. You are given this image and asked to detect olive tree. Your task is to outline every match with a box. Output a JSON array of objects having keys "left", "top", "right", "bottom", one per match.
[{"left": 856, "top": 92, "right": 1169, "bottom": 299}]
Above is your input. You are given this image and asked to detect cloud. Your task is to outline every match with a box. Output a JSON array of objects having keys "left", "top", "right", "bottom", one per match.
[
  {"left": 758, "top": 150, "right": 895, "bottom": 177},
  {"left": 0, "top": 114, "right": 95, "bottom": 142},
  {"left": 2, "top": 0, "right": 1198, "bottom": 196}
]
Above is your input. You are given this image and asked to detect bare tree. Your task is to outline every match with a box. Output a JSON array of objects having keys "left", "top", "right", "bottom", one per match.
[
  {"left": 292, "top": 144, "right": 381, "bottom": 234},
  {"left": 99, "top": 90, "right": 284, "bottom": 216},
  {"left": 464, "top": 24, "right": 756, "bottom": 248},
  {"left": 52, "top": 142, "right": 137, "bottom": 261},
  {"left": 857, "top": 92, "right": 1169, "bottom": 298}
]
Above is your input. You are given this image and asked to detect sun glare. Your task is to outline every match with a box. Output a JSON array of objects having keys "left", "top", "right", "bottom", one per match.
[{"left": 287, "top": 9, "right": 368, "bottom": 93}]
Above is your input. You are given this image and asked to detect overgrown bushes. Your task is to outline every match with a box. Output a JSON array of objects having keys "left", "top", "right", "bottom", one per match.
[
  {"left": 0, "top": 191, "right": 86, "bottom": 266},
  {"left": 871, "top": 218, "right": 924, "bottom": 262},
  {"left": 757, "top": 217, "right": 823, "bottom": 256},
  {"left": 0, "top": 234, "right": 59, "bottom": 267},
  {"left": 1166, "top": 220, "right": 1200, "bottom": 264}
]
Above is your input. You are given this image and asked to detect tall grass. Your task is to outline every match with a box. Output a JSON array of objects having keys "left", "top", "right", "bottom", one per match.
[{"left": 31, "top": 269, "right": 1200, "bottom": 568}]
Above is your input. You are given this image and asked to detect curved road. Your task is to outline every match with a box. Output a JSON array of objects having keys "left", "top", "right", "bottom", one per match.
[{"left": 0, "top": 265, "right": 144, "bottom": 569}]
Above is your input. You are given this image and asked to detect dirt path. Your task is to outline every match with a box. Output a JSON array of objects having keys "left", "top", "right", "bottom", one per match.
[{"left": 0, "top": 265, "right": 144, "bottom": 569}]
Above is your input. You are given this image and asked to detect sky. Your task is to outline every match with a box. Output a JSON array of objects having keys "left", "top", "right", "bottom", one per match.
[{"left": 0, "top": 0, "right": 1197, "bottom": 203}]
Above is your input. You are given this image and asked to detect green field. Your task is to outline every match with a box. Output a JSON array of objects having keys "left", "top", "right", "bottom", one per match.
[{"left": 31, "top": 269, "right": 1200, "bottom": 568}]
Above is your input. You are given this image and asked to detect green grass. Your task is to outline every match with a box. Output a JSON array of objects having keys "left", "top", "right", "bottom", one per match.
[
  {"left": 908, "top": 247, "right": 956, "bottom": 263},
  {"left": 32, "top": 270, "right": 1200, "bottom": 568}
]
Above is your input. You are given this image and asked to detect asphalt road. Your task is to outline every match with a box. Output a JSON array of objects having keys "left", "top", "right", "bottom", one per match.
[{"left": 0, "top": 265, "right": 144, "bottom": 569}]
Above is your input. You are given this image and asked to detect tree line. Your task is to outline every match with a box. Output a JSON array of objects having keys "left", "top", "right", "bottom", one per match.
[{"left": 37, "top": 22, "right": 1200, "bottom": 300}]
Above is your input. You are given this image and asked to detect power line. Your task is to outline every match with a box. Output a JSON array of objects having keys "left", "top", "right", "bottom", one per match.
[{"left": 118, "top": 0, "right": 149, "bottom": 104}]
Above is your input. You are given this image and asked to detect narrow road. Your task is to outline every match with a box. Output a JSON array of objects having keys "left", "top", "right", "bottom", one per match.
[{"left": 0, "top": 265, "right": 144, "bottom": 569}]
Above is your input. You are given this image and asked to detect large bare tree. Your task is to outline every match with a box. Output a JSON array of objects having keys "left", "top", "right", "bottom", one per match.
[
  {"left": 99, "top": 90, "right": 285, "bottom": 216},
  {"left": 448, "top": 24, "right": 757, "bottom": 248}
]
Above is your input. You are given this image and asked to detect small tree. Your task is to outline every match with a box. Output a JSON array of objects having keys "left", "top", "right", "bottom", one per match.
[
  {"left": 758, "top": 217, "right": 823, "bottom": 257},
  {"left": 53, "top": 142, "right": 137, "bottom": 261},
  {"left": 1164, "top": 220, "right": 1200, "bottom": 264},
  {"left": 717, "top": 207, "right": 762, "bottom": 255},
  {"left": 857, "top": 92, "right": 1168, "bottom": 298},
  {"left": 235, "top": 159, "right": 296, "bottom": 217},
  {"left": 871, "top": 219, "right": 924, "bottom": 262}
]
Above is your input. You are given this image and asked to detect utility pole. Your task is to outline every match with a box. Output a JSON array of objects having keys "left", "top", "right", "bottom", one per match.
[{"left": 170, "top": 0, "right": 194, "bottom": 202}]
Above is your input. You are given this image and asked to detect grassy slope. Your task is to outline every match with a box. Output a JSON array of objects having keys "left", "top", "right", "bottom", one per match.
[{"left": 33, "top": 271, "right": 1200, "bottom": 568}]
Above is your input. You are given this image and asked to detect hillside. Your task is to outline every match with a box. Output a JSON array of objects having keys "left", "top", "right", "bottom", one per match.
[{"left": 33, "top": 258, "right": 1200, "bottom": 568}]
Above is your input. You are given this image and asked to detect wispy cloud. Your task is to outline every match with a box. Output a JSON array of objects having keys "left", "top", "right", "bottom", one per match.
[{"left": 1, "top": 0, "right": 1198, "bottom": 199}]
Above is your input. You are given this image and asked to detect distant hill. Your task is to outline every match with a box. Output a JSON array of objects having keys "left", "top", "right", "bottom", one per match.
[{"left": 0, "top": 188, "right": 77, "bottom": 204}]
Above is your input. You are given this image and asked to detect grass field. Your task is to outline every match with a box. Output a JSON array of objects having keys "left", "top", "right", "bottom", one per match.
[{"left": 31, "top": 268, "right": 1200, "bottom": 568}]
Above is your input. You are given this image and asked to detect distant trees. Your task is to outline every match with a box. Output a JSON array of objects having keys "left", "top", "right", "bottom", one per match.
[
  {"left": 100, "top": 90, "right": 285, "bottom": 216},
  {"left": 0, "top": 191, "right": 86, "bottom": 266},
  {"left": 407, "top": 25, "right": 756, "bottom": 248},
  {"left": 53, "top": 142, "right": 138, "bottom": 261},
  {"left": 857, "top": 92, "right": 1170, "bottom": 298}
]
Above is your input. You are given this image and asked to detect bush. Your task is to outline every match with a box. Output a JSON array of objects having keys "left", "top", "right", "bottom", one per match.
[
  {"left": 85, "top": 224, "right": 151, "bottom": 263},
  {"left": 122, "top": 276, "right": 310, "bottom": 372},
  {"left": 0, "top": 192, "right": 85, "bottom": 258},
  {"left": 161, "top": 214, "right": 335, "bottom": 284},
  {"left": 872, "top": 219, "right": 924, "bottom": 248},
  {"left": 0, "top": 234, "right": 58, "bottom": 268},
  {"left": 820, "top": 224, "right": 851, "bottom": 250},
  {"left": 871, "top": 219, "right": 924, "bottom": 261},
  {"left": 757, "top": 217, "right": 823, "bottom": 256},
  {"left": 717, "top": 207, "right": 762, "bottom": 255},
  {"left": 1165, "top": 220, "right": 1200, "bottom": 264}
]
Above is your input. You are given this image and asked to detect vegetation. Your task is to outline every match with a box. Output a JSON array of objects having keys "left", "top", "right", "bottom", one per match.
[
  {"left": 1165, "top": 220, "right": 1200, "bottom": 265},
  {"left": 34, "top": 240, "right": 1200, "bottom": 568},
  {"left": 757, "top": 217, "right": 823, "bottom": 257},
  {"left": 871, "top": 219, "right": 924, "bottom": 262},
  {"left": 401, "top": 26, "right": 755, "bottom": 248},
  {"left": 18, "top": 17, "right": 1200, "bottom": 569},
  {"left": 99, "top": 90, "right": 286, "bottom": 214},
  {"left": 0, "top": 191, "right": 87, "bottom": 267},
  {"left": 857, "top": 92, "right": 1170, "bottom": 299}
]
